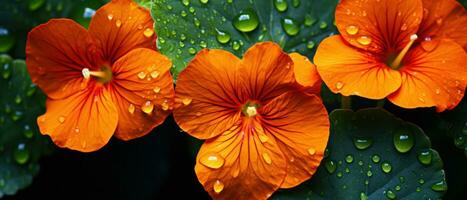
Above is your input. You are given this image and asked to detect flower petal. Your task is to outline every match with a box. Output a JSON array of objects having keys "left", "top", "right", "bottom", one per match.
[
  {"left": 26, "top": 19, "right": 99, "bottom": 99},
  {"left": 418, "top": 0, "right": 467, "bottom": 50},
  {"left": 240, "top": 42, "right": 295, "bottom": 103},
  {"left": 259, "top": 91, "right": 329, "bottom": 188},
  {"left": 388, "top": 39, "right": 466, "bottom": 112},
  {"left": 37, "top": 86, "right": 118, "bottom": 152},
  {"left": 315, "top": 35, "right": 402, "bottom": 99},
  {"left": 109, "top": 48, "right": 174, "bottom": 140},
  {"left": 195, "top": 118, "right": 287, "bottom": 200},
  {"left": 290, "top": 53, "right": 322, "bottom": 95},
  {"left": 89, "top": 0, "right": 156, "bottom": 63},
  {"left": 335, "top": 0, "right": 423, "bottom": 54},
  {"left": 174, "top": 49, "right": 243, "bottom": 140}
]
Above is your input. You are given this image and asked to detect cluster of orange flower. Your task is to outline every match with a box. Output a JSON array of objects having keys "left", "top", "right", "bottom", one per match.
[{"left": 25, "top": 0, "right": 466, "bottom": 199}]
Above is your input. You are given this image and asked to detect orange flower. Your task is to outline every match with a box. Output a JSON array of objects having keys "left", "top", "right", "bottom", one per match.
[
  {"left": 315, "top": 0, "right": 467, "bottom": 112},
  {"left": 26, "top": 0, "right": 174, "bottom": 152},
  {"left": 173, "top": 42, "right": 329, "bottom": 200}
]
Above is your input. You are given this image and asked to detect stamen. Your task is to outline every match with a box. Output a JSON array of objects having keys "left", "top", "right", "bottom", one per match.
[
  {"left": 245, "top": 106, "right": 257, "bottom": 117},
  {"left": 82, "top": 68, "right": 108, "bottom": 79},
  {"left": 390, "top": 34, "right": 418, "bottom": 69}
]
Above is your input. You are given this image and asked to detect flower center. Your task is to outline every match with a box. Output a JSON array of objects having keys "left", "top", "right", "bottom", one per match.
[
  {"left": 82, "top": 66, "right": 112, "bottom": 83},
  {"left": 242, "top": 102, "right": 259, "bottom": 117},
  {"left": 389, "top": 34, "right": 418, "bottom": 70}
]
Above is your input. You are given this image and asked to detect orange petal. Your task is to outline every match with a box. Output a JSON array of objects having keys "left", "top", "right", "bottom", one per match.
[
  {"left": 240, "top": 42, "right": 295, "bottom": 103},
  {"left": 388, "top": 39, "right": 466, "bottom": 112},
  {"left": 89, "top": 0, "right": 156, "bottom": 63},
  {"left": 37, "top": 86, "right": 118, "bottom": 152},
  {"left": 290, "top": 53, "right": 322, "bottom": 95},
  {"left": 109, "top": 48, "right": 174, "bottom": 140},
  {"left": 335, "top": 0, "right": 423, "bottom": 54},
  {"left": 195, "top": 118, "right": 287, "bottom": 200},
  {"left": 418, "top": 0, "right": 467, "bottom": 50},
  {"left": 314, "top": 35, "right": 402, "bottom": 99},
  {"left": 26, "top": 19, "right": 99, "bottom": 99},
  {"left": 259, "top": 91, "right": 329, "bottom": 188},
  {"left": 174, "top": 49, "right": 243, "bottom": 140}
]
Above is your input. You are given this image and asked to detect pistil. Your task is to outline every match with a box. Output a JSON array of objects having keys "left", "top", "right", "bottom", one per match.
[{"left": 390, "top": 34, "right": 418, "bottom": 69}]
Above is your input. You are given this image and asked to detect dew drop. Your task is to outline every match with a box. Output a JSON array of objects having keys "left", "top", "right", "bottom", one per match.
[
  {"left": 200, "top": 153, "right": 224, "bottom": 169},
  {"left": 304, "top": 14, "right": 317, "bottom": 26},
  {"left": 213, "top": 180, "right": 224, "bottom": 194},
  {"left": 308, "top": 147, "right": 316, "bottom": 156},
  {"left": 182, "top": 98, "right": 192, "bottom": 106},
  {"left": 325, "top": 160, "right": 336, "bottom": 174},
  {"left": 360, "top": 192, "right": 368, "bottom": 200},
  {"left": 137, "top": 71, "right": 147, "bottom": 79},
  {"left": 418, "top": 178, "right": 425, "bottom": 184},
  {"left": 188, "top": 47, "right": 197, "bottom": 54},
  {"left": 417, "top": 150, "right": 432, "bottom": 165},
  {"left": 143, "top": 28, "right": 154, "bottom": 38},
  {"left": 319, "top": 21, "right": 328, "bottom": 29},
  {"left": 199, "top": 0, "right": 209, "bottom": 4},
  {"left": 216, "top": 29, "right": 231, "bottom": 44},
  {"left": 150, "top": 70, "right": 160, "bottom": 79},
  {"left": 115, "top": 19, "right": 122, "bottom": 27},
  {"left": 381, "top": 161, "right": 392, "bottom": 173},
  {"left": 345, "top": 154, "right": 354, "bottom": 163},
  {"left": 281, "top": 17, "right": 300, "bottom": 36},
  {"left": 371, "top": 154, "right": 381, "bottom": 163},
  {"left": 431, "top": 180, "right": 447, "bottom": 192},
  {"left": 23, "top": 125, "right": 33, "bottom": 138},
  {"left": 107, "top": 14, "right": 114, "bottom": 20},
  {"left": 306, "top": 41, "right": 315, "bottom": 49},
  {"left": 292, "top": 0, "right": 300, "bottom": 7},
  {"left": 385, "top": 189, "right": 396, "bottom": 199},
  {"left": 262, "top": 152, "right": 272, "bottom": 164},
  {"left": 128, "top": 104, "right": 135, "bottom": 114},
  {"left": 353, "top": 137, "right": 373, "bottom": 150},
  {"left": 393, "top": 128, "right": 414, "bottom": 153},
  {"left": 14, "top": 143, "right": 29, "bottom": 165},
  {"left": 454, "top": 136, "right": 465, "bottom": 147},
  {"left": 357, "top": 36, "right": 372, "bottom": 45},
  {"left": 274, "top": 0, "right": 288, "bottom": 12},
  {"left": 346, "top": 25, "right": 359, "bottom": 35},
  {"left": 153, "top": 86, "right": 161, "bottom": 93},
  {"left": 141, "top": 101, "right": 154, "bottom": 114},
  {"left": 181, "top": 0, "right": 189, "bottom": 6},
  {"left": 335, "top": 81, "right": 344, "bottom": 90},
  {"left": 233, "top": 9, "right": 259, "bottom": 32},
  {"left": 58, "top": 116, "right": 65, "bottom": 123}
]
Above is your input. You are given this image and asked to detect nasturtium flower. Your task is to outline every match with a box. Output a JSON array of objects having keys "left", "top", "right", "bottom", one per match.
[
  {"left": 315, "top": 0, "right": 467, "bottom": 112},
  {"left": 26, "top": 0, "right": 174, "bottom": 152},
  {"left": 173, "top": 42, "right": 329, "bottom": 199}
]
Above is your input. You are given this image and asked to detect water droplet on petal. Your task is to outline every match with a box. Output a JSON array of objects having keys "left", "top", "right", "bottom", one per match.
[
  {"left": 346, "top": 25, "right": 359, "bottom": 35},
  {"left": 336, "top": 81, "right": 344, "bottom": 90},
  {"left": 107, "top": 14, "right": 114, "bottom": 20},
  {"left": 150, "top": 70, "right": 159, "bottom": 78},
  {"left": 115, "top": 19, "right": 122, "bottom": 27},
  {"left": 182, "top": 98, "right": 192, "bottom": 106},
  {"left": 143, "top": 28, "right": 154, "bottom": 38},
  {"left": 213, "top": 180, "right": 224, "bottom": 194},
  {"left": 153, "top": 86, "right": 161, "bottom": 93},
  {"left": 141, "top": 101, "right": 154, "bottom": 114},
  {"left": 357, "top": 36, "right": 372, "bottom": 45},
  {"left": 128, "top": 104, "right": 135, "bottom": 114},
  {"left": 200, "top": 153, "right": 224, "bottom": 169},
  {"left": 262, "top": 152, "right": 272, "bottom": 164},
  {"left": 308, "top": 147, "right": 316, "bottom": 155},
  {"left": 58, "top": 116, "right": 65, "bottom": 123}
]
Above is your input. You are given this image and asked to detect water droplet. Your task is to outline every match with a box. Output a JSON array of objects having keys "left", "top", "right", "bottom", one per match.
[
  {"left": 337, "top": 171, "right": 343, "bottom": 178},
  {"left": 345, "top": 154, "right": 354, "bottom": 163},
  {"left": 162, "top": 101, "right": 169, "bottom": 111},
  {"left": 281, "top": 17, "right": 300, "bottom": 36},
  {"left": 431, "top": 180, "right": 447, "bottom": 192},
  {"left": 306, "top": 41, "right": 315, "bottom": 49},
  {"left": 141, "top": 101, "right": 154, "bottom": 114},
  {"left": 74, "top": 127, "right": 80, "bottom": 133},
  {"left": 360, "top": 192, "right": 368, "bottom": 200},
  {"left": 153, "top": 86, "right": 161, "bottom": 93},
  {"left": 385, "top": 189, "right": 396, "bottom": 199},
  {"left": 107, "top": 14, "right": 114, "bottom": 20},
  {"left": 353, "top": 137, "right": 373, "bottom": 150},
  {"left": 417, "top": 150, "right": 432, "bottom": 165},
  {"left": 335, "top": 81, "right": 344, "bottom": 90},
  {"left": 115, "top": 19, "right": 122, "bottom": 27},
  {"left": 418, "top": 178, "right": 425, "bottom": 184},
  {"left": 24, "top": 125, "right": 33, "bottom": 138},
  {"left": 200, "top": 153, "right": 224, "bottom": 169},
  {"left": 14, "top": 143, "right": 29, "bottom": 165},
  {"left": 319, "top": 21, "right": 328, "bottom": 29},
  {"left": 14, "top": 95, "right": 22, "bottom": 104},
  {"left": 232, "top": 41, "right": 240, "bottom": 50},
  {"left": 213, "top": 180, "right": 224, "bottom": 194},
  {"left": 182, "top": 0, "right": 190, "bottom": 6},
  {"left": 325, "top": 160, "right": 336, "bottom": 174},
  {"left": 395, "top": 185, "right": 401, "bottom": 191},
  {"left": 357, "top": 36, "right": 372, "bottom": 45},
  {"left": 274, "top": 0, "right": 288, "bottom": 12},
  {"left": 262, "top": 152, "right": 272, "bottom": 164},
  {"left": 233, "top": 9, "right": 260, "bottom": 32},
  {"left": 182, "top": 98, "right": 192, "bottom": 106},
  {"left": 259, "top": 133, "right": 269, "bottom": 143},
  {"left": 150, "top": 70, "right": 160, "bottom": 79},
  {"left": 143, "top": 28, "right": 154, "bottom": 38},
  {"left": 416, "top": 187, "right": 421, "bottom": 192},
  {"left": 58, "top": 116, "right": 65, "bottom": 123},
  {"left": 216, "top": 29, "right": 231, "bottom": 44},
  {"left": 137, "top": 71, "right": 147, "bottom": 79},
  {"left": 372, "top": 154, "right": 381, "bottom": 163},
  {"left": 454, "top": 136, "right": 465, "bottom": 147},
  {"left": 188, "top": 47, "right": 197, "bottom": 54},
  {"left": 199, "top": 0, "right": 209, "bottom": 4},
  {"left": 346, "top": 25, "right": 359, "bottom": 35},
  {"left": 28, "top": 0, "right": 45, "bottom": 11},
  {"left": 128, "top": 104, "right": 135, "bottom": 114},
  {"left": 400, "top": 23, "right": 408, "bottom": 31},
  {"left": 308, "top": 147, "right": 316, "bottom": 155},
  {"left": 292, "top": 0, "right": 300, "bottom": 7},
  {"left": 393, "top": 128, "right": 414, "bottom": 153},
  {"left": 304, "top": 14, "right": 316, "bottom": 26},
  {"left": 381, "top": 161, "right": 392, "bottom": 173},
  {"left": 366, "top": 170, "right": 373, "bottom": 177}
]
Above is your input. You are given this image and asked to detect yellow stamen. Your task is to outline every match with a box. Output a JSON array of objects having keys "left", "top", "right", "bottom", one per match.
[
  {"left": 245, "top": 106, "right": 257, "bottom": 117},
  {"left": 82, "top": 68, "right": 108, "bottom": 79},
  {"left": 390, "top": 34, "right": 418, "bottom": 69}
]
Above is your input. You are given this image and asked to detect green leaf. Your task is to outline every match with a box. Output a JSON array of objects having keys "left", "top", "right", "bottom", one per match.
[
  {"left": 0, "top": 54, "right": 52, "bottom": 197},
  {"left": 151, "top": 0, "right": 338, "bottom": 79},
  {"left": 272, "top": 108, "right": 446, "bottom": 200},
  {"left": 438, "top": 97, "right": 467, "bottom": 156}
]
